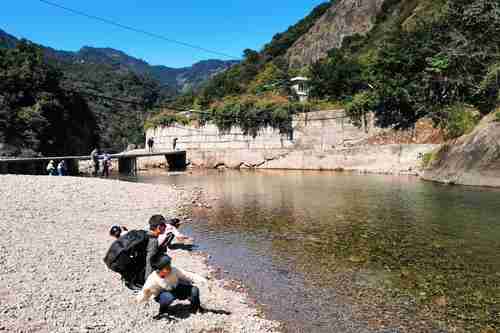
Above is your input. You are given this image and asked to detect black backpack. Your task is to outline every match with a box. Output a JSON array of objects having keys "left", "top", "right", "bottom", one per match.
[{"left": 103, "top": 230, "right": 149, "bottom": 288}]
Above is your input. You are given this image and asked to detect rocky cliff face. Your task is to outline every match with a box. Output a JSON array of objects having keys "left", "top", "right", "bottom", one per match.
[
  {"left": 286, "top": 0, "right": 384, "bottom": 68},
  {"left": 423, "top": 114, "right": 500, "bottom": 187}
]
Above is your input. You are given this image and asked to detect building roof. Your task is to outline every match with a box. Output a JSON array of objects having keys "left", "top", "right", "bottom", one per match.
[{"left": 290, "top": 76, "right": 310, "bottom": 82}]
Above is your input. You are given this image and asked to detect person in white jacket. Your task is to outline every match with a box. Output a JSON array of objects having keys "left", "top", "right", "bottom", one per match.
[{"left": 136, "top": 255, "right": 208, "bottom": 318}]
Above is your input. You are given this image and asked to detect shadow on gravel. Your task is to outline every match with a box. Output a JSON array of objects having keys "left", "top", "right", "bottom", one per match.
[
  {"left": 156, "top": 304, "right": 232, "bottom": 321},
  {"left": 168, "top": 244, "right": 195, "bottom": 251}
]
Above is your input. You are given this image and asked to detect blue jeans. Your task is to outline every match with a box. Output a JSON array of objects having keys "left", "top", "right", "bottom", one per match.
[{"left": 155, "top": 284, "right": 200, "bottom": 313}]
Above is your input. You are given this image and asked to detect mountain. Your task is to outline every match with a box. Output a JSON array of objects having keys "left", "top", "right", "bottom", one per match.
[
  {"left": 45, "top": 46, "right": 238, "bottom": 92},
  {"left": 0, "top": 29, "right": 18, "bottom": 48},
  {"left": 150, "top": 59, "right": 240, "bottom": 92},
  {"left": 0, "top": 29, "right": 238, "bottom": 93},
  {"left": 286, "top": 0, "right": 385, "bottom": 68},
  {"left": 45, "top": 46, "right": 239, "bottom": 92}
]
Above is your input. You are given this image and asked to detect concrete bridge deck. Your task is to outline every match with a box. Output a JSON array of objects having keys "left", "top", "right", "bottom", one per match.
[{"left": 0, "top": 150, "right": 186, "bottom": 175}]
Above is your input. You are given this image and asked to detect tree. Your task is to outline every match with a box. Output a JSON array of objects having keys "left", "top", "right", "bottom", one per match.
[{"left": 0, "top": 40, "right": 98, "bottom": 156}]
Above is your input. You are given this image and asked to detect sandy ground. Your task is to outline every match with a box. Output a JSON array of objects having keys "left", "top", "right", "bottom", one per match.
[{"left": 0, "top": 175, "right": 279, "bottom": 333}]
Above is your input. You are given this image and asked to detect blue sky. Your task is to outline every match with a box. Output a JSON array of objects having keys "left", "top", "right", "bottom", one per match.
[{"left": 1, "top": 0, "right": 326, "bottom": 68}]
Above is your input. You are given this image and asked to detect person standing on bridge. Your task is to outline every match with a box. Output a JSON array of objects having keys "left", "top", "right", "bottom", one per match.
[
  {"left": 46, "top": 160, "right": 57, "bottom": 176},
  {"left": 147, "top": 137, "right": 155, "bottom": 153},
  {"left": 90, "top": 147, "right": 100, "bottom": 176},
  {"left": 102, "top": 153, "right": 111, "bottom": 178},
  {"left": 57, "top": 160, "right": 67, "bottom": 176}
]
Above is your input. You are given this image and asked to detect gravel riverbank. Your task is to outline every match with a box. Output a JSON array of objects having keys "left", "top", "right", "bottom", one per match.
[{"left": 0, "top": 175, "right": 279, "bottom": 333}]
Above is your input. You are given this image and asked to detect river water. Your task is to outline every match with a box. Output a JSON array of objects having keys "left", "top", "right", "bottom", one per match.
[{"left": 133, "top": 170, "right": 500, "bottom": 332}]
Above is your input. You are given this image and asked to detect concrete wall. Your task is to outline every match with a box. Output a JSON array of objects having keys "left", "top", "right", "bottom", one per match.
[{"left": 145, "top": 110, "right": 438, "bottom": 174}]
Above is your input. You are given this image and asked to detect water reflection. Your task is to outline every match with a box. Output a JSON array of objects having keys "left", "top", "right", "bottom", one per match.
[{"left": 134, "top": 170, "right": 500, "bottom": 332}]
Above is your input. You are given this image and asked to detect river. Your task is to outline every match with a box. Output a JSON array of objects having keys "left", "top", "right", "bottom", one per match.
[{"left": 131, "top": 169, "right": 500, "bottom": 333}]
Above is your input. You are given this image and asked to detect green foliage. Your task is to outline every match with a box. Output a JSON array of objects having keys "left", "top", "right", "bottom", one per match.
[
  {"left": 438, "top": 104, "right": 480, "bottom": 139},
  {"left": 475, "top": 63, "right": 500, "bottom": 115},
  {"left": 496, "top": 110, "right": 500, "bottom": 122},
  {"left": 421, "top": 152, "right": 435, "bottom": 168},
  {"left": 207, "top": 96, "right": 305, "bottom": 137},
  {"left": 346, "top": 91, "right": 380, "bottom": 127},
  {"left": 197, "top": 2, "right": 332, "bottom": 107},
  {"left": 308, "top": 0, "right": 500, "bottom": 131},
  {"left": 309, "top": 49, "right": 365, "bottom": 100},
  {"left": 247, "top": 62, "right": 288, "bottom": 95},
  {"left": 144, "top": 111, "right": 190, "bottom": 130},
  {"left": 261, "top": 2, "right": 332, "bottom": 60},
  {"left": 57, "top": 59, "right": 163, "bottom": 151},
  {"left": 199, "top": 62, "right": 246, "bottom": 104},
  {"left": 0, "top": 41, "right": 98, "bottom": 156}
]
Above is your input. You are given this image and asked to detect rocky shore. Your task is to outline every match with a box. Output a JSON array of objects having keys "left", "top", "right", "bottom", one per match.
[{"left": 0, "top": 175, "right": 279, "bottom": 333}]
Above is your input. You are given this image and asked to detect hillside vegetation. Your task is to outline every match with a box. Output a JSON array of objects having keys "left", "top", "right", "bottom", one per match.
[
  {"left": 0, "top": 42, "right": 98, "bottom": 156},
  {"left": 175, "top": 0, "right": 499, "bottom": 142},
  {"left": 311, "top": 0, "right": 500, "bottom": 137},
  {"left": 0, "top": 29, "right": 238, "bottom": 155},
  {"left": 157, "top": 2, "right": 335, "bottom": 136}
]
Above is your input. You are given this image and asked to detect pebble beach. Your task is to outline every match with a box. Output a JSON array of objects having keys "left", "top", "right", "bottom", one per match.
[{"left": 0, "top": 175, "right": 279, "bottom": 333}]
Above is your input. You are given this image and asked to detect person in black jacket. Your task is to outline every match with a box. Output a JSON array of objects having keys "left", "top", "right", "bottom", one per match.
[{"left": 144, "top": 215, "right": 173, "bottom": 281}]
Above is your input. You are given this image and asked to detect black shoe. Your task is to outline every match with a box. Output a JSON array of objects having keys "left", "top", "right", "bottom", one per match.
[
  {"left": 191, "top": 303, "right": 204, "bottom": 314},
  {"left": 152, "top": 312, "right": 174, "bottom": 321}
]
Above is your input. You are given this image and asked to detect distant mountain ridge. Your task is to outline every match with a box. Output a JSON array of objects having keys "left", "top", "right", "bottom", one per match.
[
  {"left": 0, "top": 28, "right": 239, "bottom": 93},
  {"left": 0, "top": 29, "right": 18, "bottom": 48}
]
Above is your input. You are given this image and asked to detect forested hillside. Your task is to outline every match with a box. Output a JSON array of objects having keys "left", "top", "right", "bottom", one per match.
[
  {"left": 178, "top": 0, "right": 500, "bottom": 142},
  {"left": 310, "top": 0, "right": 500, "bottom": 136},
  {"left": 0, "top": 28, "right": 238, "bottom": 155},
  {"left": 0, "top": 33, "right": 166, "bottom": 154},
  {"left": 156, "top": 1, "right": 335, "bottom": 137},
  {"left": 0, "top": 41, "right": 98, "bottom": 157}
]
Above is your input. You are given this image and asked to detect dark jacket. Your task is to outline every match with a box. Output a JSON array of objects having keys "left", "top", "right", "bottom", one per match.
[
  {"left": 144, "top": 232, "right": 175, "bottom": 281},
  {"left": 145, "top": 233, "right": 160, "bottom": 281}
]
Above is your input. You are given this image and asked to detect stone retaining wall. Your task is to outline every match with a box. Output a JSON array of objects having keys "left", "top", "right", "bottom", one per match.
[
  {"left": 145, "top": 110, "right": 438, "bottom": 173},
  {"left": 146, "top": 110, "right": 376, "bottom": 152}
]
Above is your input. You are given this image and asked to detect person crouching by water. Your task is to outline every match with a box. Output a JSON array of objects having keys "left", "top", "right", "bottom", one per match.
[
  {"left": 145, "top": 215, "right": 174, "bottom": 282},
  {"left": 166, "top": 218, "right": 194, "bottom": 248},
  {"left": 109, "top": 225, "right": 129, "bottom": 239},
  {"left": 136, "top": 255, "right": 208, "bottom": 319}
]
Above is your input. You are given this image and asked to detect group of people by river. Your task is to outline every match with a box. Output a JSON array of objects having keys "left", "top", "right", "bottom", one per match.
[
  {"left": 105, "top": 214, "right": 224, "bottom": 321},
  {"left": 90, "top": 147, "right": 112, "bottom": 177},
  {"left": 46, "top": 160, "right": 67, "bottom": 176}
]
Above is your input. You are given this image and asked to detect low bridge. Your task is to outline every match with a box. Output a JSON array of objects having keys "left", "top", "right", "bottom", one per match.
[{"left": 0, "top": 150, "right": 186, "bottom": 176}]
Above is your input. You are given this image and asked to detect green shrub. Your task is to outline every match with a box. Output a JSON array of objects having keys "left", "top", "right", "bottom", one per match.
[
  {"left": 421, "top": 152, "right": 435, "bottom": 168},
  {"left": 144, "top": 112, "right": 190, "bottom": 130},
  {"left": 475, "top": 63, "right": 500, "bottom": 115},
  {"left": 495, "top": 110, "right": 500, "bottom": 122},
  {"left": 441, "top": 104, "right": 480, "bottom": 139},
  {"left": 346, "top": 91, "right": 380, "bottom": 127},
  {"left": 207, "top": 95, "right": 306, "bottom": 137}
]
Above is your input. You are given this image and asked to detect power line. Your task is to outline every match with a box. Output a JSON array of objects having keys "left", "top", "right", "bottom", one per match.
[
  {"left": 63, "top": 85, "right": 206, "bottom": 113},
  {"left": 37, "top": 0, "right": 240, "bottom": 60}
]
